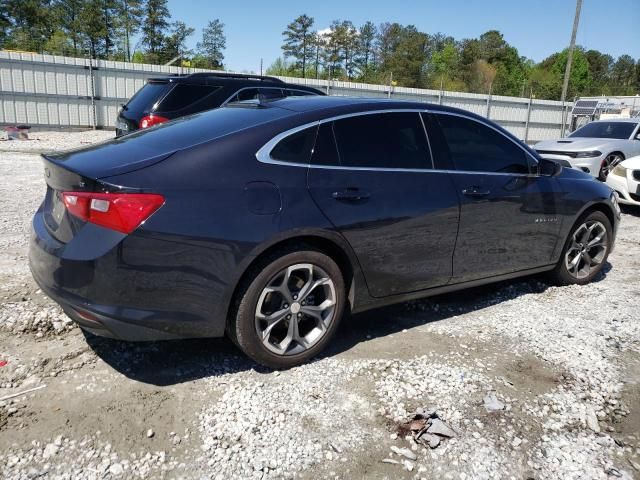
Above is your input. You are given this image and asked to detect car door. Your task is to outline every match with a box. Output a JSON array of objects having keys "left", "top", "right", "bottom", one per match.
[
  {"left": 306, "top": 111, "right": 460, "bottom": 298},
  {"left": 423, "top": 112, "right": 564, "bottom": 283}
]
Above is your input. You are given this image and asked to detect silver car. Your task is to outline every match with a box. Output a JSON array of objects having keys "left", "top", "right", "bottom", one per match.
[{"left": 534, "top": 119, "right": 640, "bottom": 180}]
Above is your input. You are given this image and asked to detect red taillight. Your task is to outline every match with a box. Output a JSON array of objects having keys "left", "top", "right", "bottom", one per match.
[
  {"left": 62, "top": 192, "right": 165, "bottom": 234},
  {"left": 139, "top": 115, "right": 169, "bottom": 129}
]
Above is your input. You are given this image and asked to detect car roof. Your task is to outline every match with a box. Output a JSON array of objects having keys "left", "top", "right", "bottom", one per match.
[
  {"left": 146, "top": 72, "right": 321, "bottom": 91},
  {"left": 588, "top": 118, "right": 640, "bottom": 124},
  {"left": 259, "top": 95, "right": 478, "bottom": 119}
]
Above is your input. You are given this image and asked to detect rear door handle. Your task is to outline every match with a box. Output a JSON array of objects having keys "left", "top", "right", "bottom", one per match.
[
  {"left": 462, "top": 187, "right": 491, "bottom": 198},
  {"left": 332, "top": 188, "right": 370, "bottom": 202}
]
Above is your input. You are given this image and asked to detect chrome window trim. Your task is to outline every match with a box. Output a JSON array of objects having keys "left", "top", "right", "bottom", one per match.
[{"left": 255, "top": 108, "right": 540, "bottom": 176}]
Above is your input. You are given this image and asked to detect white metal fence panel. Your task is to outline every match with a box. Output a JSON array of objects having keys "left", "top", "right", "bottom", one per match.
[{"left": 0, "top": 51, "right": 571, "bottom": 142}]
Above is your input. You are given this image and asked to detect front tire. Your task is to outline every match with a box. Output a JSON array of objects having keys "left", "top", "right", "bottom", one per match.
[
  {"left": 598, "top": 153, "right": 624, "bottom": 181},
  {"left": 230, "top": 247, "right": 345, "bottom": 368},
  {"left": 549, "top": 211, "right": 612, "bottom": 286}
]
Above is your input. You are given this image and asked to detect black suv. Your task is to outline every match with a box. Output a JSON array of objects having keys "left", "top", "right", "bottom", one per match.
[{"left": 115, "top": 72, "right": 323, "bottom": 136}]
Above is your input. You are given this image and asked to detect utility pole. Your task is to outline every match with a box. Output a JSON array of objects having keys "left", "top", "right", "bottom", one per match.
[{"left": 560, "top": 0, "right": 583, "bottom": 136}]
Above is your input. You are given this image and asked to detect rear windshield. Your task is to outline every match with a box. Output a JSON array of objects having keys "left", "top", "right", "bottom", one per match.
[
  {"left": 157, "top": 84, "right": 221, "bottom": 111},
  {"left": 125, "top": 82, "right": 170, "bottom": 114},
  {"left": 569, "top": 121, "right": 636, "bottom": 139}
]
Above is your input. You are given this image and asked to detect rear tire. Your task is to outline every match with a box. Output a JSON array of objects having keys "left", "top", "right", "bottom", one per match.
[
  {"left": 548, "top": 211, "right": 612, "bottom": 286},
  {"left": 229, "top": 247, "right": 345, "bottom": 369}
]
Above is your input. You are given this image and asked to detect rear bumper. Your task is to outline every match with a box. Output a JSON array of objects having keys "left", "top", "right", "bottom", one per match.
[{"left": 29, "top": 208, "right": 230, "bottom": 341}]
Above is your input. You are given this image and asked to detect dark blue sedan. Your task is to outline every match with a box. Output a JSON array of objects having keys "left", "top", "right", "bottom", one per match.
[{"left": 29, "top": 96, "right": 620, "bottom": 368}]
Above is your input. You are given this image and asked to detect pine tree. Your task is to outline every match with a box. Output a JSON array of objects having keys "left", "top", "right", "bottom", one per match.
[
  {"left": 79, "top": 0, "right": 107, "bottom": 58},
  {"left": 162, "top": 20, "right": 194, "bottom": 64},
  {"left": 117, "top": 0, "right": 143, "bottom": 61},
  {"left": 54, "top": 0, "right": 84, "bottom": 55},
  {"left": 282, "top": 14, "right": 314, "bottom": 77},
  {"left": 196, "top": 19, "right": 225, "bottom": 69},
  {"left": 141, "top": 0, "right": 170, "bottom": 62},
  {"left": 357, "top": 21, "right": 377, "bottom": 74}
]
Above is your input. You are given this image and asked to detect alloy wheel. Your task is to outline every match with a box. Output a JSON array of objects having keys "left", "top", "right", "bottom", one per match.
[
  {"left": 564, "top": 220, "right": 608, "bottom": 279},
  {"left": 254, "top": 263, "right": 336, "bottom": 356}
]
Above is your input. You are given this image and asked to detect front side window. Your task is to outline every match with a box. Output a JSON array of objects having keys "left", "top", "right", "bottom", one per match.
[
  {"left": 331, "top": 112, "right": 432, "bottom": 169},
  {"left": 434, "top": 114, "right": 530, "bottom": 174}
]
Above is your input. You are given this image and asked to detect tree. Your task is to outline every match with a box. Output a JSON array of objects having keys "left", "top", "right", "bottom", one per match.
[
  {"left": 79, "top": 0, "right": 108, "bottom": 58},
  {"left": 3, "top": 0, "right": 56, "bottom": 53},
  {"left": 356, "top": 21, "right": 377, "bottom": 76},
  {"left": 309, "top": 31, "right": 326, "bottom": 79},
  {"left": 54, "top": 0, "right": 84, "bottom": 56},
  {"left": 584, "top": 49, "right": 613, "bottom": 95},
  {"left": 611, "top": 55, "right": 636, "bottom": 94},
  {"left": 282, "top": 14, "right": 314, "bottom": 77},
  {"left": 141, "top": 0, "right": 170, "bottom": 63},
  {"left": 196, "top": 19, "right": 225, "bottom": 69},
  {"left": 376, "top": 24, "right": 428, "bottom": 87},
  {"left": 117, "top": 0, "right": 144, "bottom": 61}
]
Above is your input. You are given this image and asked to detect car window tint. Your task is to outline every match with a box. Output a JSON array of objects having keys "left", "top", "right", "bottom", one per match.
[
  {"left": 125, "top": 82, "right": 170, "bottom": 115},
  {"left": 332, "top": 112, "right": 431, "bottom": 169},
  {"left": 311, "top": 123, "right": 340, "bottom": 166},
  {"left": 233, "top": 88, "right": 260, "bottom": 102},
  {"left": 270, "top": 126, "right": 317, "bottom": 164},
  {"left": 258, "top": 88, "right": 285, "bottom": 99},
  {"left": 569, "top": 121, "right": 636, "bottom": 139},
  {"left": 286, "top": 89, "right": 314, "bottom": 97},
  {"left": 435, "top": 114, "right": 530, "bottom": 174},
  {"left": 157, "top": 85, "right": 220, "bottom": 111}
]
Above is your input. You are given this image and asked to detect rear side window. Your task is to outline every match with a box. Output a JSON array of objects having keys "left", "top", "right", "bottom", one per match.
[
  {"left": 270, "top": 126, "right": 317, "bottom": 164},
  {"left": 285, "top": 89, "right": 314, "bottom": 97},
  {"left": 434, "top": 114, "right": 530, "bottom": 174},
  {"left": 332, "top": 112, "right": 432, "bottom": 169},
  {"left": 230, "top": 88, "right": 284, "bottom": 103},
  {"left": 125, "top": 82, "right": 170, "bottom": 114},
  {"left": 157, "top": 84, "right": 220, "bottom": 111}
]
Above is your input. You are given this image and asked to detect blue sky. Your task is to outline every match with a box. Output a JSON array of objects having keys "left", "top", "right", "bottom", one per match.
[{"left": 165, "top": 0, "right": 640, "bottom": 72}]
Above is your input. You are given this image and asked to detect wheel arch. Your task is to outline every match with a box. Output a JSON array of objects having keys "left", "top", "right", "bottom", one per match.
[
  {"left": 224, "top": 231, "right": 367, "bottom": 331},
  {"left": 576, "top": 201, "right": 617, "bottom": 231}
]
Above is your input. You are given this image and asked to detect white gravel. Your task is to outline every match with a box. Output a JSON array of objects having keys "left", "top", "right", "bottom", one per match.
[{"left": 0, "top": 130, "right": 639, "bottom": 480}]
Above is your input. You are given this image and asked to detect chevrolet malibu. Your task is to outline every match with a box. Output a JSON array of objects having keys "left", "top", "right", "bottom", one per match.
[{"left": 29, "top": 97, "right": 620, "bottom": 368}]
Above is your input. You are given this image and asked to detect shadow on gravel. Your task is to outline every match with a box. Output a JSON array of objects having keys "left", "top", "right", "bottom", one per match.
[
  {"left": 83, "top": 332, "right": 257, "bottom": 386},
  {"left": 620, "top": 205, "right": 640, "bottom": 217},
  {"left": 85, "top": 263, "right": 611, "bottom": 385}
]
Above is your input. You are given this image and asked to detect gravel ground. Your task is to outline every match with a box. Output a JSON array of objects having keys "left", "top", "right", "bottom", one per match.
[{"left": 0, "top": 131, "right": 639, "bottom": 480}]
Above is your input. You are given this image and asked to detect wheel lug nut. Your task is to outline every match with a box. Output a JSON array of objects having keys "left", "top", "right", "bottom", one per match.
[
  {"left": 287, "top": 314, "right": 291, "bottom": 319},
  {"left": 283, "top": 304, "right": 289, "bottom": 308},
  {"left": 293, "top": 295, "right": 297, "bottom": 300},
  {"left": 298, "top": 313, "right": 302, "bottom": 318}
]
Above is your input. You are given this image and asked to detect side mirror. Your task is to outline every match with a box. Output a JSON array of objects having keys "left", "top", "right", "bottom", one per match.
[{"left": 539, "top": 158, "right": 563, "bottom": 177}]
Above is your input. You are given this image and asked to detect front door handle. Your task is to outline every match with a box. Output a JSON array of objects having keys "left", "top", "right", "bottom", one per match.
[
  {"left": 332, "top": 188, "right": 370, "bottom": 202},
  {"left": 462, "top": 187, "right": 491, "bottom": 198}
]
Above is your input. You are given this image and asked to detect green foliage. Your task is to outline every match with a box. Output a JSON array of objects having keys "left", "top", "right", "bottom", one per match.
[
  {"left": 161, "top": 20, "right": 194, "bottom": 63},
  {"left": 0, "top": 4, "right": 637, "bottom": 101},
  {"left": 196, "top": 19, "right": 225, "bottom": 69},
  {"left": 281, "top": 14, "right": 314, "bottom": 77},
  {"left": 140, "top": 0, "right": 169, "bottom": 60}
]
